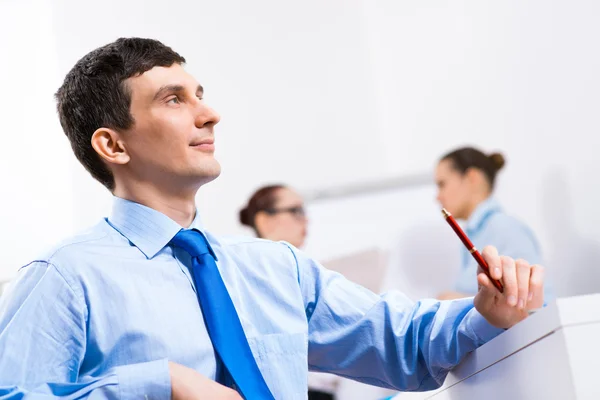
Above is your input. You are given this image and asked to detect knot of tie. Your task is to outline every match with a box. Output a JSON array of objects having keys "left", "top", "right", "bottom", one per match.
[{"left": 170, "top": 229, "right": 213, "bottom": 258}]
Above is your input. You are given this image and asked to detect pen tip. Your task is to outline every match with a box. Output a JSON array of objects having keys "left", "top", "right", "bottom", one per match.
[{"left": 441, "top": 208, "right": 451, "bottom": 218}]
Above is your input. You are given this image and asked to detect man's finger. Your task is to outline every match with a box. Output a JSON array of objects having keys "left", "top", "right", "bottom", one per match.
[
  {"left": 477, "top": 272, "right": 495, "bottom": 292},
  {"left": 500, "top": 256, "right": 518, "bottom": 306},
  {"left": 475, "top": 273, "right": 496, "bottom": 310},
  {"left": 528, "top": 264, "right": 545, "bottom": 308},
  {"left": 482, "top": 246, "right": 502, "bottom": 280},
  {"left": 515, "top": 259, "right": 531, "bottom": 310}
]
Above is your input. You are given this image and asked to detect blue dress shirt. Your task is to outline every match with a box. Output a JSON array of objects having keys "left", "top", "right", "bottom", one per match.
[
  {"left": 455, "top": 198, "right": 545, "bottom": 296},
  {"left": 0, "top": 197, "right": 503, "bottom": 399}
]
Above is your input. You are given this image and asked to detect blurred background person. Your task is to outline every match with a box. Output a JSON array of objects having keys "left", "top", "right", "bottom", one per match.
[
  {"left": 435, "top": 147, "right": 549, "bottom": 301},
  {"left": 239, "top": 184, "right": 307, "bottom": 249},
  {"left": 240, "top": 184, "right": 338, "bottom": 400}
]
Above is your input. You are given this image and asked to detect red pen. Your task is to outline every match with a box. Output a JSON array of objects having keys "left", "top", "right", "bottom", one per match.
[{"left": 441, "top": 208, "right": 504, "bottom": 293}]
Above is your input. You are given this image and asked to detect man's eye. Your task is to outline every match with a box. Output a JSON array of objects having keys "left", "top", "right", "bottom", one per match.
[{"left": 167, "top": 96, "right": 180, "bottom": 104}]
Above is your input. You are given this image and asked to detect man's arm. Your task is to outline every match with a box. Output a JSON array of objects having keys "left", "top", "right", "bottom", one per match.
[
  {"left": 0, "top": 262, "right": 243, "bottom": 400},
  {"left": 290, "top": 245, "right": 542, "bottom": 392},
  {"left": 0, "top": 261, "right": 171, "bottom": 399}
]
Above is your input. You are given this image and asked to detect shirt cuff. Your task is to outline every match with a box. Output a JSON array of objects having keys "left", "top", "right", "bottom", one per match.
[
  {"left": 466, "top": 308, "right": 504, "bottom": 345},
  {"left": 115, "top": 358, "right": 171, "bottom": 400}
]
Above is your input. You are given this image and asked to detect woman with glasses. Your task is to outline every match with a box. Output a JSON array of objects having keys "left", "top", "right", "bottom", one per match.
[
  {"left": 240, "top": 184, "right": 338, "bottom": 400},
  {"left": 239, "top": 184, "right": 308, "bottom": 249}
]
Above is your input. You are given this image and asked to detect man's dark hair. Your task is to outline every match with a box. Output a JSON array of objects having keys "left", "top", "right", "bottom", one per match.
[{"left": 55, "top": 38, "right": 186, "bottom": 190}]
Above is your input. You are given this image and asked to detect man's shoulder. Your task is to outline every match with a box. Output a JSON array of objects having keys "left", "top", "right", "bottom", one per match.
[
  {"left": 33, "top": 220, "right": 117, "bottom": 265},
  {"left": 209, "top": 234, "right": 301, "bottom": 264},
  {"left": 211, "top": 234, "right": 295, "bottom": 252}
]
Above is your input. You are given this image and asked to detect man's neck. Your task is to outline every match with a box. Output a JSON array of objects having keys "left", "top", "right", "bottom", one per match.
[{"left": 113, "top": 181, "right": 198, "bottom": 228}]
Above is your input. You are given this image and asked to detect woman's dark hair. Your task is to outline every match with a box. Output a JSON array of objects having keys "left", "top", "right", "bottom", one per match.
[
  {"left": 441, "top": 147, "right": 506, "bottom": 189},
  {"left": 55, "top": 38, "right": 186, "bottom": 191},
  {"left": 239, "top": 184, "right": 286, "bottom": 235}
]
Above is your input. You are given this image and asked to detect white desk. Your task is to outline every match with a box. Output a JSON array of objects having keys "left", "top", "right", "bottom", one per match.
[
  {"left": 393, "top": 294, "right": 600, "bottom": 400},
  {"left": 0, "top": 279, "right": 10, "bottom": 297}
]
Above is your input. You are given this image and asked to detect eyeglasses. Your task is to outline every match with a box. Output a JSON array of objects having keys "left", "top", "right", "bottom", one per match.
[{"left": 264, "top": 206, "right": 306, "bottom": 219}]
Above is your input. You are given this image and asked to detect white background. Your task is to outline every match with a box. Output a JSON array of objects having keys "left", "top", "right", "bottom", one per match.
[{"left": 1, "top": 0, "right": 599, "bottom": 300}]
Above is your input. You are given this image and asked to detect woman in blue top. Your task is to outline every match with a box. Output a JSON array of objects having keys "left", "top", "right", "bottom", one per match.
[{"left": 435, "top": 147, "right": 544, "bottom": 300}]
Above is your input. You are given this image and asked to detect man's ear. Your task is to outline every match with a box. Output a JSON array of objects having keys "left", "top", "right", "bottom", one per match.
[{"left": 91, "top": 127, "right": 130, "bottom": 166}]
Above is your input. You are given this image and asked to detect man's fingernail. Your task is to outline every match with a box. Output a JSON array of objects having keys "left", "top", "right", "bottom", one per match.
[
  {"left": 518, "top": 299, "right": 524, "bottom": 309},
  {"left": 528, "top": 292, "right": 534, "bottom": 301},
  {"left": 494, "top": 268, "right": 501, "bottom": 277},
  {"left": 507, "top": 295, "right": 517, "bottom": 306}
]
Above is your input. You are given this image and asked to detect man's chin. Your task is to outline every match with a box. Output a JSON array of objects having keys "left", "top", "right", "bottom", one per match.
[
  {"left": 195, "top": 164, "right": 222, "bottom": 186},
  {"left": 200, "top": 171, "right": 220, "bottom": 186}
]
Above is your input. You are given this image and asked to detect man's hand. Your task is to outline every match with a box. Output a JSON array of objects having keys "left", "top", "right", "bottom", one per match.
[
  {"left": 474, "top": 246, "right": 545, "bottom": 329},
  {"left": 170, "top": 362, "right": 243, "bottom": 400}
]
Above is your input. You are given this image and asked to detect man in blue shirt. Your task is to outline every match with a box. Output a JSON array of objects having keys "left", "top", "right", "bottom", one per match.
[{"left": 0, "top": 38, "right": 545, "bottom": 400}]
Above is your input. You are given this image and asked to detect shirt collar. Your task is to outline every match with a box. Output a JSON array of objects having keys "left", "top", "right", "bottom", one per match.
[
  {"left": 107, "top": 196, "right": 206, "bottom": 259},
  {"left": 466, "top": 197, "right": 502, "bottom": 233}
]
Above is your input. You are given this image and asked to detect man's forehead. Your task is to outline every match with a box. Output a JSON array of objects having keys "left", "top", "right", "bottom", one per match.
[{"left": 127, "top": 64, "right": 200, "bottom": 94}]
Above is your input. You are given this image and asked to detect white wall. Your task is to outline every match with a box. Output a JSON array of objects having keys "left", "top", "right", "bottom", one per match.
[
  {"left": 358, "top": 0, "right": 600, "bottom": 297},
  {"left": 304, "top": 184, "right": 463, "bottom": 301},
  {"left": 1, "top": 0, "right": 599, "bottom": 299},
  {"left": 0, "top": 0, "right": 75, "bottom": 281},
  {"left": 49, "top": 0, "right": 386, "bottom": 234}
]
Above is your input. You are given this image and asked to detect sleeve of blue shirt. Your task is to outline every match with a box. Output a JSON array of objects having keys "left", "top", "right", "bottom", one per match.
[
  {"left": 290, "top": 246, "right": 504, "bottom": 392},
  {"left": 0, "top": 262, "right": 171, "bottom": 400}
]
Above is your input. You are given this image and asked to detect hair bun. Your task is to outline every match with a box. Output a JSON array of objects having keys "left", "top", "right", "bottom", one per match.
[
  {"left": 488, "top": 152, "right": 505, "bottom": 171},
  {"left": 239, "top": 207, "right": 251, "bottom": 227}
]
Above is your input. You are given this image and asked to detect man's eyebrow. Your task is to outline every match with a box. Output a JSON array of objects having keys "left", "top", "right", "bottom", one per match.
[{"left": 153, "top": 84, "right": 204, "bottom": 101}]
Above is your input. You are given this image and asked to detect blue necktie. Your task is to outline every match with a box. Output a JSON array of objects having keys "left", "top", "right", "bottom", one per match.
[{"left": 170, "top": 229, "right": 275, "bottom": 400}]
